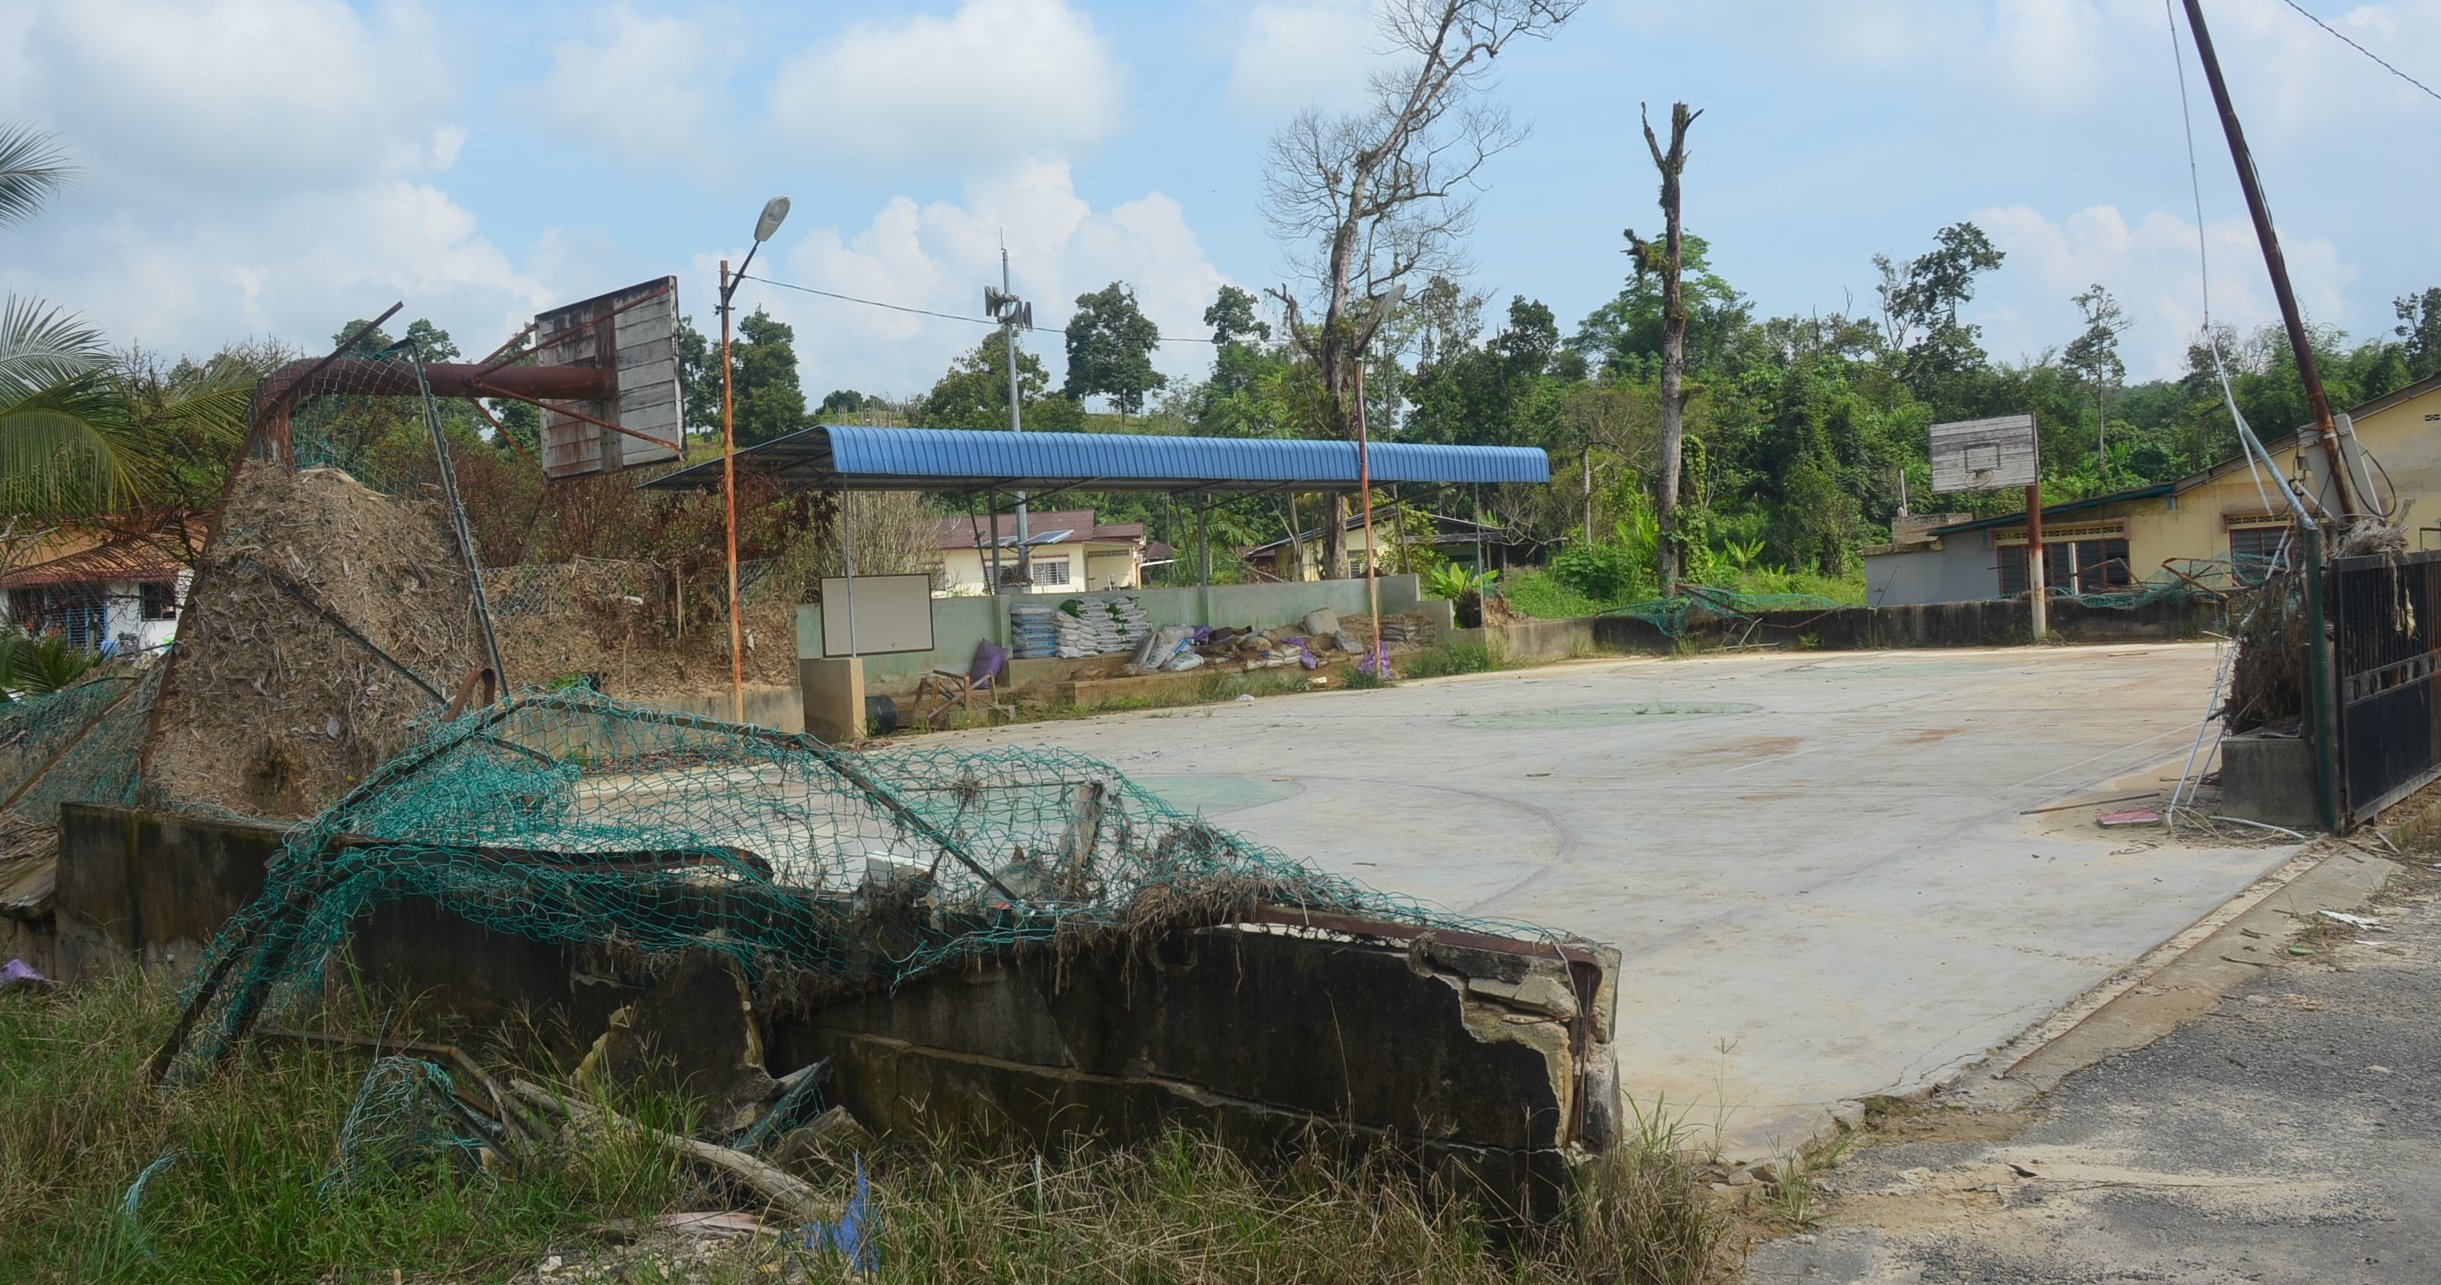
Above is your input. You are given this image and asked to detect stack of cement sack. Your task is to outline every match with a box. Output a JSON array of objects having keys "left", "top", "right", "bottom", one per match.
[
  {"left": 1130, "top": 624, "right": 1203, "bottom": 672},
  {"left": 1009, "top": 602, "right": 1062, "bottom": 659},
  {"left": 1048, "top": 595, "right": 1150, "bottom": 657}
]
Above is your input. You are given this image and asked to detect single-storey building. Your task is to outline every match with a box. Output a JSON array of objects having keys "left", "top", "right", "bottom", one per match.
[
  {"left": 1867, "top": 373, "right": 2441, "bottom": 606},
  {"left": 1240, "top": 511, "right": 1528, "bottom": 582},
  {"left": 0, "top": 525, "right": 200, "bottom": 654},
  {"left": 928, "top": 508, "right": 1147, "bottom": 596}
]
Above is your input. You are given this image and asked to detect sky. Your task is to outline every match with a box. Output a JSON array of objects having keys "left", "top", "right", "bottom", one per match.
[{"left": 4, "top": 0, "right": 2438, "bottom": 407}]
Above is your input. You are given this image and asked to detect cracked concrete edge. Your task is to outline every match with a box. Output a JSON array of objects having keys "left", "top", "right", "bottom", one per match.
[
  {"left": 1694, "top": 843, "right": 2404, "bottom": 1168},
  {"left": 1825, "top": 841, "right": 2401, "bottom": 1129},
  {"left": 1960, "top": 842, "right": 2401, "bottom": 1110}
]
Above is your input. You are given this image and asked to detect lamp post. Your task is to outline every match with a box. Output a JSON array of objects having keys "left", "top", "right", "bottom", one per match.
[{"left": 719, "top": 195, "right": 791, "bottom": 723}]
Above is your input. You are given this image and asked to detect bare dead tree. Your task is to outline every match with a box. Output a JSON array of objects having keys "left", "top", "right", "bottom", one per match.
[
  {"left": 1624, "top": 101, "right": 1700, "bottom": 592},
  {"left": 1262, "top": 0, "right": 1582, "bottom": 579}
]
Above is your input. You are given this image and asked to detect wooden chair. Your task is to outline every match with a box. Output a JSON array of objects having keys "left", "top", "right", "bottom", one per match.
[{"left": 913, "top": 639, "right": 1012, "bottom": 728}]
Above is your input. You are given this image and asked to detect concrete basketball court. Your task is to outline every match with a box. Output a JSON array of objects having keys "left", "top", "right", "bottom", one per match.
[{"left": 931, "top": 642, "right": 2296, "bottom": 1157}]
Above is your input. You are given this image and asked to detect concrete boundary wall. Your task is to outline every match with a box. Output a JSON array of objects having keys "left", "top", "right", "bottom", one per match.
[
  {"left": 800, "top": 575, "right": 1438, "bottom": 695},
  {"left": 1470, "top": 593, "right": 2226, "bottom": 662}
]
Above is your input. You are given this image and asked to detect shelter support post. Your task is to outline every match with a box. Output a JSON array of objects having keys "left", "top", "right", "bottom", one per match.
[{"left": 2025, "top": 482, "right": 2047, "bottom": 641}]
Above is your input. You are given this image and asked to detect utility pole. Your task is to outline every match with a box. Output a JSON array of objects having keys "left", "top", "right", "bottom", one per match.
[{"left": 2180, "top": 0, "right": 2355, "bottom": 521}]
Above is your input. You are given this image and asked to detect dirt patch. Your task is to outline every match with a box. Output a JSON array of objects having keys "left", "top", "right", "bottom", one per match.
[
  {"left": 144, "top": 465, "right": 488, "bottom": 818},
  {"left": 486, "top": 559, "right": 797, "bottom": 699}
]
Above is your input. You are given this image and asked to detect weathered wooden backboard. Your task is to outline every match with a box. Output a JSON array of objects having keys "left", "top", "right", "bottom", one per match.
[
  {"left": 534, "top": 277, "right": 683, "bottom": 479},
  {"left": 818, "top": 573, "right": 935, "bottom": 656},
  {"left": 1930, "top": 414, "right": 2038, "bottom": 493}
]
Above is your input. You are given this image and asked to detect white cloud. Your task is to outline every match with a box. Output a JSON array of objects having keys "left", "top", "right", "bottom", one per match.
[
  {"left": 1227, "top": 0, "right": 1380, "bottom": 115},
  {"left": 767, "top": 0, "right": 1123, "bottom": 171},
  {"left": 1970, "top": 202, "right": 2355, "bottom": 379},
  {"left": 741, "top": 158, "right": 1231, "bottom": 404},
  {"left": 520, "top": 6, "right": 745, "bottom": 173},
  {"left": 0, "top": 0, "right": 454, "bottom": 193},
  {"left": 1616, "top": 0, "right": 2441, "bottom": 130},
  {"left": 0, "top": 0, "right": 545, "bottom": 360}
]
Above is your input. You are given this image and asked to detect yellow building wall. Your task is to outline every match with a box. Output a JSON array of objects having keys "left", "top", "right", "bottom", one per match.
[{"left": 2003, "top": 382, "right": 2441, "bottom": 582}]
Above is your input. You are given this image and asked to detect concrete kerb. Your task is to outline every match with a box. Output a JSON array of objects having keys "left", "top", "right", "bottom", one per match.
[{"left": 1805, "top": 840, "right": 2402, "bottom": 1143}]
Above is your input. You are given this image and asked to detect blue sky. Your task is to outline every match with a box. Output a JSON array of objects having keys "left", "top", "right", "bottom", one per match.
[{"left": 5, "top": 0, "right": 2437, "bottom": 404}]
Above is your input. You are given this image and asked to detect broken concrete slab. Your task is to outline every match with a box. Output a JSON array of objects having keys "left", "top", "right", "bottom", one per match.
[{"left": 578, "top": 952, "right": 781, "bottom": 1138}]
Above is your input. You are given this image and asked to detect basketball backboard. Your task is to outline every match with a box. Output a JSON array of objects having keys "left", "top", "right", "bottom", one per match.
[
  {"left": 1929, "top": 414, "right": 2038, "bottom": 493},
  {"left": 533, "top": 276, "right": 683, "bottom": 479}
]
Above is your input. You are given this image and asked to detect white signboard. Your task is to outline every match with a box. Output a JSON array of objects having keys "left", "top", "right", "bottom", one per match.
[
  {"left": 1929, "top": 414, "right": 2038, "bottom": 493},
  {"left": 818, "top": 573, "right": 935, "bottom": 657},
  {"left": 534, "top": 276, "right": 683, "bottom": 479}
]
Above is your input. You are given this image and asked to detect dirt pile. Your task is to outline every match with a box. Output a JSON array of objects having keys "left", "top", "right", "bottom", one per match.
[{"left": 144, "top": 465, "right": 488, "bottom": 818}]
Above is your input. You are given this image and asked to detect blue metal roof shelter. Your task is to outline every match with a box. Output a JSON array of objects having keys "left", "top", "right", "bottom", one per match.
[{"left": 639, "top": 424, "right": 1550, "bottom": 495}]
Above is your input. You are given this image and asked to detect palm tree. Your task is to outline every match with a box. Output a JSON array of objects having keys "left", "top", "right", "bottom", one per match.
[
  {"left": 0, "top": 121, "right": 73, "bottom": 227},
  {"left": 0, "top": 122, "right": 253, "bottom": 525}
]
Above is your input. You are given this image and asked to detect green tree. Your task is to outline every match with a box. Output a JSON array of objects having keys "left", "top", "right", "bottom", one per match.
[
  {"left": 2397, "top": 286, "right": 2441, "bottom": 381},
  {"left": 331, "top": 317, "right": 458, "bottom": 361},
  {"left": 1062, "top": 280, "right": 1165, "bottom": 418},
  {"left": 1875, "top": 221, "right": 2006, "bottom": 400},
  {"left": 1203, "top": 285, "right": 1270, "bottom": 346},
  {"left": 2062, "top": 283, "right": 2128, "bottom": 476},
  {"left": 1570, "top": 235, "right": 1755, "bottom": 381},
  {"left": 729, "top": 308, "right": 808, "bottom": 446},
  {"left": 919, "top": 329, "right": 1079, "bottom": 428},
  {"left": 678, "top": 315, "right": 716, "bottom": 437}
]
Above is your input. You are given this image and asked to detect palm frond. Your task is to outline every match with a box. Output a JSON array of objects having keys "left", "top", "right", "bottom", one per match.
[
  {"left": 0, "top": 121, "right": 75, "bottom": 227},
  {"left": 0, "top": 371, "right": 153, "bottom": 520},
  {"left": 0, "top": 294, "right": 108, "bottom": 396}
]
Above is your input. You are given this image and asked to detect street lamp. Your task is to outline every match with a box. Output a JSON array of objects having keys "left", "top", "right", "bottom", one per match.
[{"left": 720, "top": 195, "right": 790, "bottom": 723}]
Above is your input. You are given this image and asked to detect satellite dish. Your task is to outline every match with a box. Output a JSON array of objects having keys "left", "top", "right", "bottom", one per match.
[{"left": 753, "top": 196, "right": 791, "bottom": 244}]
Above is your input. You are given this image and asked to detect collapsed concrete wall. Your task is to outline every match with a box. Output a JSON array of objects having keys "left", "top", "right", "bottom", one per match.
[
  {"left": 773, "top": 917, "right": 1619, "bottom": 1220},
  {"left": 52, "top": 803, "right": 1620, "bottom": 1219}
]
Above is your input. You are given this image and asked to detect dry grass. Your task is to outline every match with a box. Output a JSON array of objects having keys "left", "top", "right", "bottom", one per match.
[{"left": 3, "top": 967, "right": 1737, "bottom": 1284}]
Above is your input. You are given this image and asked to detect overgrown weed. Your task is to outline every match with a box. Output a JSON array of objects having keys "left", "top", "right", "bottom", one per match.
[{"left": 4, "top": 969, "right": 1738, "bottom": 1283}]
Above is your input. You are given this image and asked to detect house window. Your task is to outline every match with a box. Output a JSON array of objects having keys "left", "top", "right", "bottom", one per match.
[
  {"left": 17, "top": 584, "right": 107, "bottom": 652},
  {"left": 1998, "top": 538, "right": 2131, "bottom": 597},
  {"left": 140, "top": 581, "right": 179, "bottom": 621},
  {"left": 2230, "top": 525, "right": 2291, "bottom": 585},
  {"left": 1029, "top": 556, "right": 1071, "bottom": 586}
]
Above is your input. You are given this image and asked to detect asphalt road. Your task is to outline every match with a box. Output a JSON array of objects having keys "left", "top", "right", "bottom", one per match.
[{"left": 1743, "top": 865, "right": 2441, "bottom": 1284}]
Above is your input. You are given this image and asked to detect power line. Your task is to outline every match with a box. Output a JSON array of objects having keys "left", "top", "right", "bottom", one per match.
[
  {"left": 2275, "top": 0, "right": 2441, "bottom": 105},
  {"left": 740, "top": 272, "right": 1222, "bottom": 345}
]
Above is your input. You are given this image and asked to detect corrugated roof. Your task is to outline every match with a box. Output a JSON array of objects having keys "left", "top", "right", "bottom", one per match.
[{"left": 640, "top": 424, "right": 1550, "bottom": 494}]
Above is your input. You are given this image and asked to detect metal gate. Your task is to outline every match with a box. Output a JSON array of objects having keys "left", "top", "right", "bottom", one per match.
[{"left": 2329, "top": 548, "right": 2441, "bottom": 823}]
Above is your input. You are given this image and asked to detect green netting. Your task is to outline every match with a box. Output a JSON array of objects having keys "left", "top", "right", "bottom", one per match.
[
  {"left": 1601, "top": 586, "right": 1850, "bottom": 637},
  {"left": 0, "top": 669, "right": 156, "bottom": 823},
  {"left": 160, "top": 686, "right": 1531, "bottom": 1081},
  {"left": 324, "top": 1056, "right": 499, "bottom": 1193}
]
